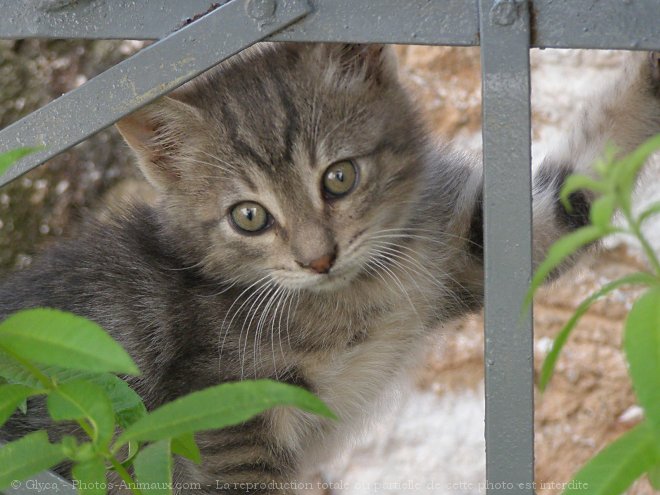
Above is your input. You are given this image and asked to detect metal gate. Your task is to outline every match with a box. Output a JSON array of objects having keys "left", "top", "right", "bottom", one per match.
[{"left": 0, "top": 1, "right": 658, "bottom": 493}]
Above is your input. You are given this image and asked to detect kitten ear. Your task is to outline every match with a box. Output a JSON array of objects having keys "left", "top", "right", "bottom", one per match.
[
  {"left": 116, "top": 91, "right": 204, "bottom": 191},
  {"left": 314, "top": 43, "right": 399, "bottom": 86}
]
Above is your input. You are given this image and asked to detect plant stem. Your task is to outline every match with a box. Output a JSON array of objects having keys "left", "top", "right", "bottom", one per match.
[
  {"left": 625, "top": 211, "right": 660, "bottom": 278},
  {"left": 119, "top": 440, "right": 140, "bottom": 468},
  {"left": 637, "top": 230, "right": 660, "bottom": 277},
  {"left": 53, "top": 386, "right": 100, "bottom": 443},
  {"left": 110, "top": 456, "right": 143, "bottom": 495},
  {"left": 74, "top": 418, "right": 95, "bottom": 441}
]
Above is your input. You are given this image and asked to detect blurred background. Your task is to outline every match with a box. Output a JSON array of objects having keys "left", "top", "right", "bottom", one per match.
[{"left": 0, "top": 41, "right": 657, "bottom": 494}]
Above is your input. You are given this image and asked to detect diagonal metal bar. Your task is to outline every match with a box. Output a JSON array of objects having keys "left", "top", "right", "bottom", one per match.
[
  {"left": 0, "top": 0, "right": 312, "bottom": 186},
  {"left": 479, "top": 0, "right": 534, "bottom": 494}
]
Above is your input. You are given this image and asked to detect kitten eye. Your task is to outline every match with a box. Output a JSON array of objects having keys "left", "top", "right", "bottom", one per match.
[
  {"left": 322, "top": 160, "right": 358, "bottom": 199},
  {"left": 230, "top": 202, "right": 272, "bottom": 234}
]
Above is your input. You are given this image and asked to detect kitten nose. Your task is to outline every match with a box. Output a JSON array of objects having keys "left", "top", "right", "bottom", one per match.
[{"left": 299, "top": 252, "right": 336, "bottom": 274}]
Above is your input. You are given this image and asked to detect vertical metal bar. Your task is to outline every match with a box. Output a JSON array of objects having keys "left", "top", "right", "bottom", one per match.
[{"left": 479, "top": 0, "right": 534, "bottom": 493}]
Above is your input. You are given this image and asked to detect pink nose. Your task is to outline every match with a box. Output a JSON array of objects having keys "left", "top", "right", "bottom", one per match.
[{"left": 300, "top": 253, "right": 335, "bottom": 274}]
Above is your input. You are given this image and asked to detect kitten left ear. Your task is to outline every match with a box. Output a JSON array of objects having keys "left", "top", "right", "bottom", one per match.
[
  {"left": 115, "top": 90, "right": 205, "bottom": 191},
  {"left": 316, "top": 43, "right": 399, "bottom": 85}
]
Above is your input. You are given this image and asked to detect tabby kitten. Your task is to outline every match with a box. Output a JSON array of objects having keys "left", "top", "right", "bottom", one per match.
[{"left": 1, "top": 44, "right": 659, "bottom": 493}]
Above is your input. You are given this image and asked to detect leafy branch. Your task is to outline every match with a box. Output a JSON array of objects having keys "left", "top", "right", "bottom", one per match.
[
  {"left": 0, "top": 309, "right": 335, "bottom": 495},
  {"left": 526, "top": 134, "right": 660, "bottom": 494}
]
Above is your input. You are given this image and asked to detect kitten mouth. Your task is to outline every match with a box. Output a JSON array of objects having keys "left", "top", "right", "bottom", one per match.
[
  {"left": 305, "top": 271, "right": 358, "bottom": 292},
  {"left": 273, "top": 264, "right": 360, "bottom": 292}
]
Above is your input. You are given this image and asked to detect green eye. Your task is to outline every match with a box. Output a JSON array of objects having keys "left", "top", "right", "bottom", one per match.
[
  {"left": 322, "top": 160, "right": 358, "bottom": 199},
  {"left": 230, "top": 202, "right": 272, "bottom": 234}
]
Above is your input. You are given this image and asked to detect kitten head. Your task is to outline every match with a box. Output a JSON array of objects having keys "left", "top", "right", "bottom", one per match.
[{"left": 117, "top": 43, "right": 429, "bottom": 292}]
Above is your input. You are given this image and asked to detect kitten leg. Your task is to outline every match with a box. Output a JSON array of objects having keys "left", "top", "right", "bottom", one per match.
[{"left": 170, "top": 421, "right": 300, "bottom": 495}]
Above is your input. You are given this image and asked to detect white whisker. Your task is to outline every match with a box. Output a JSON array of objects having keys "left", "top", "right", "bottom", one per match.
[
  {"left": 218, "top": 274, "right": 272, "bottom": 365},
  {"left": 240, "top": 283, "right": 276, "bottom": 378}
]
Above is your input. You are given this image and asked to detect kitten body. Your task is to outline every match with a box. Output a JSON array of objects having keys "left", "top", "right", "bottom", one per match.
[{"left": 0, "top": 45, "right": 659, "bottom": 493}]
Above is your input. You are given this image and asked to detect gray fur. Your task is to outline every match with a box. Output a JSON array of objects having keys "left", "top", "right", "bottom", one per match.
[{"left": 1, "top": 44, "right": 659, "bottom": 493}]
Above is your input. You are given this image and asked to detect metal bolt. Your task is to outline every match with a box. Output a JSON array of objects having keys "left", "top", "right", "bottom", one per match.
[
  {"left": 490, "top": 0, "right": 520, "bottom": 26},
  {"left": 246, "top": 0, "right": 277, "bottom": 21},
  {"left": 36, "top": 0, "right": 79, "bottom": 12}
]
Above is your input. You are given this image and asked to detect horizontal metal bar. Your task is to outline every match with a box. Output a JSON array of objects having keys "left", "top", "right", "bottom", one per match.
[
  {"left": 480, "top": 0, "right": 534, "bottom": 493},
  {"left": 0, "top": 0, "right": 312, "bottom": 186},
  {"left": 0, "top": 0, "right": 480, "bottom": 45},
  {"left": 272, "top": 0, "right": 480, "bottom": 46},
  {"left": 0, "top": 0, "right": 222, "bottom": 40},
  {"left": 1, "top": 0, "right": 659, "bottom": 50},
  {"left": 531, "top": 0, "right": 660, "bottom": 50},
  {"left": 284, "top": 0, "right": 660, "bottom": 49}
]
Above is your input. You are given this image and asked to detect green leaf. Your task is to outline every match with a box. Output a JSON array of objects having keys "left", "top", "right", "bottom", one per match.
[
  {"left": 564, "top": 422, "right": 659, "bottom": 495},
  {"left": 623, "top": 287, "right": 660, "bottom": 439},
  {"left": 593, "top": 143, "right": 619, "bottom": 180},
  {"left": 89, "top": 374, "right": 146, "bottom": 429},
  {"left": 0, "top": 147, "right": 43, "bottom": 178},
  {"left": 118, "top": 441, "right": 141, "bottom": 471},
  {"left": 171, "top": 432, "right": 201, "bottom": 464},
  {"left": 0, "top": 431, "right": 66, "bottom": 488},
  {"left": 133, "top": 441, "right": 172, "bottom": 495},
  {"left": 72, "top": 458, "right": 107, "bottom": 495},
  {"left": 60, "top": 435, "right": 78, "bottom": 457},
  {"left": 0, "top": 308, "right": 140, "bottom": 375},
  {"left": 47, "top": 380, "right": 115, "bottom": 447},
  {"left": 539, "top": 272, "right": 657, "bottom": 391},
  {"left": 589, "top": 194, "right": 617, "bottom": 230},
  {"left": 0, "top": 350, "right": 45, "bottom": 388},
  {"left": 638, "top": 200, "right": 660, "bottom": 226},
  {"left": 612, "top": 134, "right": 660, "bottom": 211},
  {"left": 0, "top": 354, "right": 146, "bottom": 428},
  {"left": 560, "top": 174, "right": 608, "bottom": 211},
  {"left": 118, "top": 379, "right": 335, "bottom": 445},
  {"left": 525, "top": 226, "right": 606, "bottom": 309},
  {"left": 649, "top": 465, "right": 660, "bottom": 491},
  {"left": 0, "top": 384, "right": 42, "bottom": 427},
  {"left": 69, "top": 443, "right": 96, "bottom": 464}
]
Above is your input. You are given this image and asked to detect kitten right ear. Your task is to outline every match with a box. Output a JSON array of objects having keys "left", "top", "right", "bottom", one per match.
[
  {"left": 116, "top": 95, "right": 204, "bottom": 191},
  {"left": 311, "top": 43, "right": 399, "bottom": 86}
]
